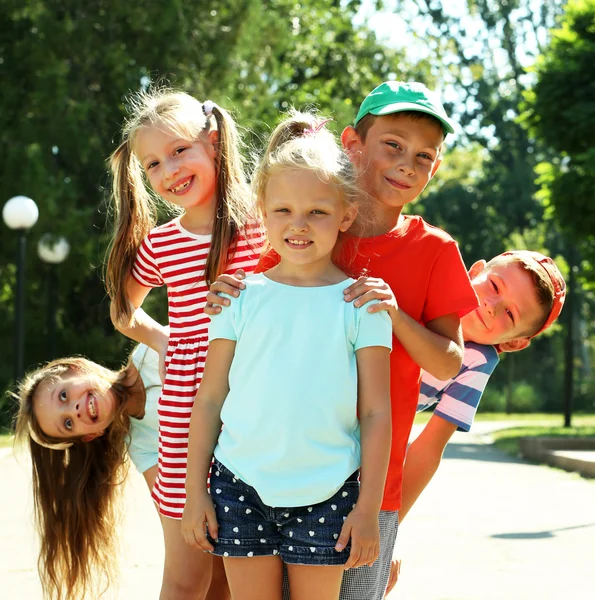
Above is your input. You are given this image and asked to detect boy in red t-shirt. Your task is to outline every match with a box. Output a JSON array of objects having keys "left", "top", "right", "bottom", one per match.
[{"left": 206, "top": 82, "right": 479, "bottom": 599}]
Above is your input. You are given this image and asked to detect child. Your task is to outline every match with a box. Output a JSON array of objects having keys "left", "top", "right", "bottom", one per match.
[
  {"left": 14, "top": 343, "right": 229, "bottom": 600},
  {"left": 383, "top": 250, "right": 565, "bottom": 593},
  {"left": 205, "top": 81, "right": 479, "bottom": 599},
  {"left": 181, "top": 111, "right": 393, "bottom": 600},
  {"left": 105, "top": 89, "right": 263, "bottom": 598}
]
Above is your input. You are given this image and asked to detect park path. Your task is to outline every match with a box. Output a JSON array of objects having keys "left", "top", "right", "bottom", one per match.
[
  {"left": 390, "top": 422, "right": 595, "bottom": 600},
  {"left": 2, "top": 422, "right": 594, "bottom": 599}
]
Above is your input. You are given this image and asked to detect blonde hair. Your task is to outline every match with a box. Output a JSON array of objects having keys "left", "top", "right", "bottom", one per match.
[
  {"left": 105, "top": 88, "right": 252, "bottom": 325},
  {"left": 13, "top": 357, "right": 137, "bottom": 600},
  {"left": 252, "top": 109, "right": 360, "bottom": 218}
]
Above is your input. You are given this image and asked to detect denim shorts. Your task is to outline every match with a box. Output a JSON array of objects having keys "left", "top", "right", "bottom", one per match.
[{"left": 209, "top": 460, "right": 360, "bottom": 566}]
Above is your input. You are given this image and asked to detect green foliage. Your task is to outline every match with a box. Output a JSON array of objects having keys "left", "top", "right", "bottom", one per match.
[{"left": 524, "top": 0, "right": 595, "bottom": 259}]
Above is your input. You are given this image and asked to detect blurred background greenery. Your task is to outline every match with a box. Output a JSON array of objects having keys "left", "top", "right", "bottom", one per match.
[{"left": 1, "top": 0, "right": 593, "bottom": 428}]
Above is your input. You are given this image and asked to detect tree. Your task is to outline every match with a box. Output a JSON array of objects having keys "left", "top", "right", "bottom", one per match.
[{"left": 524, "top": 0, "right": 595, "bottom": 261}]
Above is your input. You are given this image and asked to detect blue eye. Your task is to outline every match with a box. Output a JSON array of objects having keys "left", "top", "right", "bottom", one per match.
[
  {"left": 311, "top": 210, "right": 327, "bottom": 215},
  {"left": 59, "top": 390, "right": 67, "bottom": 402},
  {"left": 65, "top": 418, "right": 73, "bottom": 431},
  {"left": 387, "top": 141, "right": 401, "bottom": 150},
  {"left": 418, "top": 153, "right": 433, "bottom": 161}
]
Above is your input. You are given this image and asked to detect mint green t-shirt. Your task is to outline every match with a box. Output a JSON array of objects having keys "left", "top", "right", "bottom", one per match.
[
  {"left": 210, "top": 273, "right": 392, "bottom": 507},
  {"left": 128, "top": 344, "right": 160, "bottom": 474}
]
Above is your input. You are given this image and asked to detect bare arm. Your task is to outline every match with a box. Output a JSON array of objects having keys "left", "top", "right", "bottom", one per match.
[
  {"left": 391, "top": 310, "right": 463, "bottom": 381},
  {"left": 339, "top": 345, "right": 392, "bottom": 569},
  {"left": 182, "top": 338, "right": 236, "bottom": 550},
  {"left": 110, "top": 277, "right": 169, "bottom": 356},
  {"left": 399, "top": 413, "right": 457, "bottom": 523},
  {"left": 343, "top": 277, "right": 464, "bottom": 380}
]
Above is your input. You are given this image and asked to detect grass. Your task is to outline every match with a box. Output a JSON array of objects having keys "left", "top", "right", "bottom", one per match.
[
  {"left": 413, "top": 411, "right": 595, "bottom": 426},
  {"left": 491, "top": 424, "right": 595, "bottom": 456}
]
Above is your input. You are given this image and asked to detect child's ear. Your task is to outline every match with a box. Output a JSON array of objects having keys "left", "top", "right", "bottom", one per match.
[
  {"left": 341, "top": 127, "right": 363, "bottom": 165},
  {"left": 499, "top": 338, "right": 531, "bottom": 353},
  {"left": 468, "top": 260, "right": 487, "bottom": 280},
  {"left": 207, "top": 130, "right": 219, "bottom": 158},
  {"left": 81, "top": 430, "right": 105, "bottom": 443},
  {"left": 340, "top": 204, "right": 358, "bottom": 232}
]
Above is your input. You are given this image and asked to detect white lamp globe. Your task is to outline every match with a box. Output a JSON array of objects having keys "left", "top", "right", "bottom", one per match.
[
  {"left": 2, "top": 196, "right": 39, "bottom": 230},
  {"left": 38, "top": 234, "right": 70, "bottom": 264}
]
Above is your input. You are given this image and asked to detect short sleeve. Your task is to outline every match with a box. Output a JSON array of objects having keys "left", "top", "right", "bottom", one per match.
[
  {"left": 423, "top": 240, "right": 478, "bottom": 323},
  {"left": 208, "top": 294, "right": 238, "bottom": 342},
  {"left": 131, "top": 236, "right": 164, "bottom": 288},
  {"left": 354, "top": 303, "right": 393, "bottom": 351},
  {"left": 432, "top": 344, "right": 499, "bottom": 431}
]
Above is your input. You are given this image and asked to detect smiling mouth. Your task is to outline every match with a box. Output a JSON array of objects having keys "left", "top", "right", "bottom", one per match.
[
  {"left": 386, "top": 177, "right": 412, "bottom": 190},
  {"left": 170, "top": 176, "right": 193, "bottom": 194},
  {"left": 285, "top": 238, "right": 312, "bottom": 248},
  {"left": 87, "top": 393, "right": 99, "bottom": 422}
]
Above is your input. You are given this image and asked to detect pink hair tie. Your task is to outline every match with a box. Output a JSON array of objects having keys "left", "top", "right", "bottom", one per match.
[{"left": 304, "top": 118, "right": 333, "bottom": 136}]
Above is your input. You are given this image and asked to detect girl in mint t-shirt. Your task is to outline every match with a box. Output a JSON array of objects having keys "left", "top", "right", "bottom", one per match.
[{"left": 182, "top": 111, "right": 393, "bottom": 600}]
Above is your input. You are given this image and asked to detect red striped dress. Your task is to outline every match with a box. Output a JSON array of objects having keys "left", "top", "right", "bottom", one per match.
[{"left": 131, "top": 216, "right": 265, "bottom": 519}]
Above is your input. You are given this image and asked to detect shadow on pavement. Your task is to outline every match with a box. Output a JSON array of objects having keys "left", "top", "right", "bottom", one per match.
[{"left": 490, "top": 522, "right": 595, "bottom": 540}]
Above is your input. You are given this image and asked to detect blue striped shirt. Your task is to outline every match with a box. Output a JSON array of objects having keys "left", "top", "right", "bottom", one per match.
[{"left": 417, "top": 342, "right": 499, "bottom": 431}]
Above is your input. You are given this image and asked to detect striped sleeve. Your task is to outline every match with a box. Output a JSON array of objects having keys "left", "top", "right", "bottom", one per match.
[
  {"left": 418, "top": 343, "right": 499, "bottom": 432},
  {"left": 131, "top": 235, "right": 164, "bottom": 288}
]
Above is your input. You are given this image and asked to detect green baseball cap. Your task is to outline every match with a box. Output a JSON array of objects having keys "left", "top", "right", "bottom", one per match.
[{"left": 354, "top": 81, "right": 456, "bottom": 135}]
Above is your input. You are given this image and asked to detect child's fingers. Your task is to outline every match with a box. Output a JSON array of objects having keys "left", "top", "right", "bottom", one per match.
[
  {"left": 193, "top": 526, "right": 214, "bottom": 552},
  {"left": 364, "top": 541, "right": 379, "bottom": 567},
  {"left": 385, "top": 559, "right": 401, "bottom": 595},
  {"left": 334, "top": 521, "right": 352, "bottom": 552},
  {"left": 206, "top": 508, "right": 219, "bottom": 541},
  {"left": 232, "top": 268, "right": 247, "bottom": 282},
  {"left": 353, "top": 290, "right": 392, "bottom": 308},
  {"left": 366, "top": 300, "right": 393, "bottom": 313},
  {"left": 344, "top": 539, "right": 362, "bottom": 570}
]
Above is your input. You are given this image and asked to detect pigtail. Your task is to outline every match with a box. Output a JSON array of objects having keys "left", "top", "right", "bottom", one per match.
[
  {"left": 105, "top": 140, "right": 157, "bottom": 325},
  {"left": 204, "top": 105, "right": 252, "bottom": 285}
]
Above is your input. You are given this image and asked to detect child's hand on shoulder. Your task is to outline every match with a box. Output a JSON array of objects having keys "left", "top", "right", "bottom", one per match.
[
  {"left": 335, "top": 505, "right": 380, "bottom": 569},
  {"left": 181, "top": 492, "right": 219, "bottom": 552},
  {"left": 343, "top": 276, "right": 398, "bottom": 318},
  {"left": 204, "top": 269, "right": 247, "bottom": 315}
]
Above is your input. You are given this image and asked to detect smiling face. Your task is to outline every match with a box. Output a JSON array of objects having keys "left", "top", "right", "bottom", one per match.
[
  {"left": 134, "top": 124, "right": 218, "bottom": 215},
  {"left": 462, "top": 259, "right": 547, "bottom": 350},
  {"left": 33, "top": 372, "right": 117, "bottom": 441},
  {"left": 262, "top": 168, "right": 357, "bottom": 272},
  {"left": 343, "top": 113, "right": 444, "bottom": 211}
]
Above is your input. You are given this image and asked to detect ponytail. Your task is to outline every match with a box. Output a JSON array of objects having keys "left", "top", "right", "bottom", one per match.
[
  {"left": 105, "top": 140, "right": 157, "bottom": 325},
  {"left": 204, "top": 104, "right": 252, "bottom": 285}
]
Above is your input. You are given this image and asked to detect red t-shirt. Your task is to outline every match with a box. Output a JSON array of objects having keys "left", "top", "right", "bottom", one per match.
[{"left": 258, "top": 215, "right": 479, "bottom": 511}]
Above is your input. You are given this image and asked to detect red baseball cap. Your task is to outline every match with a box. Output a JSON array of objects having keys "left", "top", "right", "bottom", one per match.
[{"left": 501, "top": 250, "right": 566, "bottom": 337}]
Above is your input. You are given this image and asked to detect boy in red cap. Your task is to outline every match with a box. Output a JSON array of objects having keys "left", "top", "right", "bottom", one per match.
[
  {"left": 382, "top": 250, "right": 565, "bottom": 594},
  {"left": 207, "top": 80, "right": 479, "bottom": 598}
]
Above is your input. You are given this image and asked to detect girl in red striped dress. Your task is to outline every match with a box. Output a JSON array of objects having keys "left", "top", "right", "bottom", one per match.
[{"left": 106, "top": 89, "right": 264, "bottom": 599}]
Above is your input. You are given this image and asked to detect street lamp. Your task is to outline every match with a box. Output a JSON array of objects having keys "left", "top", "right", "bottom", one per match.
[
  {"left": 2, "top": 196, "right": 39, "bottom": 382},
  {"left": 38, "top": 234, "right": 70, "bottom": 359}
]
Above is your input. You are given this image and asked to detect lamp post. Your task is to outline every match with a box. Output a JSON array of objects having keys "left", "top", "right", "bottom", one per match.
[
  {"left": 2, "top": 196, "right": 39, "bottom": 382},
  {"left": 38, "top": 234, "right": 70, "bottom": 360}
]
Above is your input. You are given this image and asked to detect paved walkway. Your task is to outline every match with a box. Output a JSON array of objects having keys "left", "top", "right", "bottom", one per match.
[{"left": 2, "top": 423, "right": 594, "bottom": 599}]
